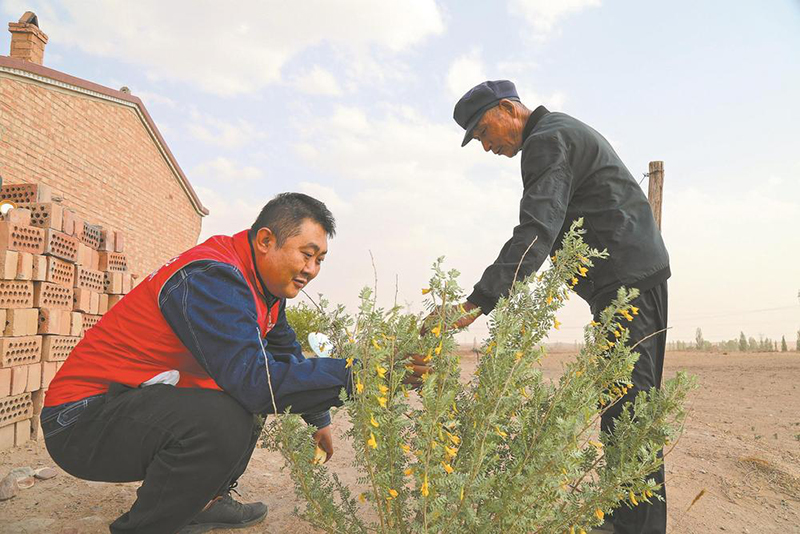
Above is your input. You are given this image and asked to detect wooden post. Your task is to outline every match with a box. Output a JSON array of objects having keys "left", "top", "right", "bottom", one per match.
[{"left": 648, "top": 161, "right": 664, "bottom": 230}]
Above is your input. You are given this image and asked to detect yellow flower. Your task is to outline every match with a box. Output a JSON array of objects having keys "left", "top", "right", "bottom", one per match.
[
  {"left": 570, "top": 527, "right": 575, "bottom": 534},
  {"left": 388, "top": 488, "right": 398, "bottom": 499},
  {"left": 589, "top": 440, "right": 603, "bottom": 450},
  {"left": 444, "top": 446, "right": 458, "bottom": 459},
  {"left": 421, "top": 475, "right": 429, "bottom": 497},
  {"left": 355, "top": 380, "right": 364, "bottom": 394},
  {"left": 404, "top": 468, "right": 413, "bottom": 475},
  {"left": 630, "top": 491, "right": 638, "bottom": 506},
  {"left": 372, "top": 339, "right": 382, "bottom": 350},
  {"left": 546, "top": 294, "right": 553, "bottom": 305},
  {"left": 359, "top": 493, "right": 367, "bottom": 503},
  {"left": 519, "top": 387, "right": 529, "bottom": 398},
  {"left": 401, "top": 443, "right": 411, "bottom": 453},
  {"left": 645, "top": 490, "right": 653, "bottom": 498},
  {"left": 370, "top": 414, "right": 379, "bottom": 428},
  {"left": 367, "top": 433, "right": 377, "bottom": 449},
  {"left": 590, "top": 320, "right": 600, "bottom": 327},
  {"left": 595, "top": 508, "right": 604, "bottom": 521},
  {"left": 631, "top": 306, "right": 639, "bottom": 315},
  {"left": 345, "top": 357, "right": 354, "bottom": 368},
  {"left": 379, "top": 384, "right": 389, "bottom": 394},
  {"left": 451, "top": 401, "right": 459, "bottom": 413},
  {"left": 578, "top": 266, "right": 588, "bottom": 277},
  {"left": 405, "top": 364, "right": 414, "bottom": 373},
  {"left": 447, "top": 432, "right": 461, "bottom": 445},
  {"left": 495, "top": 426, "right": 507, "bottom": 439},
  {"left": 571, "top": 277, "right": 579, "bottom": 286},
  {"left": 441, "top": 461, "right": 454, "bottom": 474},
  {"left": 607, "top": 340, "right": 615, "bottom": 348},
  {"left": 423, "top": 349, "right": 433, "bottom": 362},
  {"left": 376, "top": 365, "right": 387, "bottom": 378},
  {"left": 460, "top": 487, "right": 464, "bottom": 501},
  {"left": 554, "top": 319, "right": 561, "bottom": 330},
  {"left": 434, "top": 343, "right": 442, "bottom": 355},
  {"left": 403, "top": 388, "right": 410, "bottom": 399},
  {"left": 613, "top": 329, "right": 621, "bottom": 338},
  {"left": 377, "top": 396, "right": 387, "bottom": 408},
  {"left": 422, "top": 287, "right": 432, "bottom": 295},
  {"left": 431, "top": 325, "right": 441, "bottom": 337},
  {"left": 515, "top": 351, "right": 523, "bottom": 362},
  {"left": 580, "top": 530, "right": 587, "bottom": 534}
]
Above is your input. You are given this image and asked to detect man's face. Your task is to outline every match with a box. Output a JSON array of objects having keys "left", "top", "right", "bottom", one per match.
[
  {"left": 253, "top": 219, "right": 328, "bottom": 299},
  {"left": 472, "top": 100, "right": 525, "bottom": 158}
]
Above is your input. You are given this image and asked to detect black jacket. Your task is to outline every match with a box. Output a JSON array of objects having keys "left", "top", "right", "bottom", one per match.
[{"left": 467, "top": 106, "right": 670, "bottom": 314}]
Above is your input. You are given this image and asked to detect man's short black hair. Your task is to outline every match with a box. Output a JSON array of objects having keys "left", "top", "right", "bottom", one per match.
[{"left": 250, "top": 192, "right": 336, "bottom": 246}]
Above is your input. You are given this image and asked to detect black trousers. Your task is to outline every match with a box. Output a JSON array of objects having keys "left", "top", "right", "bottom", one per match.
[
  {"left": 43, "top": 383, "right": 262, "bottom": 534},
  {"left": 594, "top": 281, "right": 668, "bottom": 534}
]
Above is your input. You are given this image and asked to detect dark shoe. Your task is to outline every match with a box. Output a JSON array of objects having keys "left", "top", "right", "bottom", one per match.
[{"left": 179, "top": 493, "right": 268, "bottom": 533}]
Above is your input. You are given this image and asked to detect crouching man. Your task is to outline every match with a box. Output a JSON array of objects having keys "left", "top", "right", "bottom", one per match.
[{"left": 42, "top": 193, "right": 354, "bottom": 533}]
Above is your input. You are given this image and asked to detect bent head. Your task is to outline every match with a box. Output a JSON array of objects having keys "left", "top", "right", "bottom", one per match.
[
  {"left": 250, "top": 193, "right": 335, "bottom": 299},
  {"left": 471, "top": 99, "right": 529, "bottom": 158}
]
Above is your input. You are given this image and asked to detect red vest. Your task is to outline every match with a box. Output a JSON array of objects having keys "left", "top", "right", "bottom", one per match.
[{"left": 45, "top": 231, "right": 281, "bottom": 407}]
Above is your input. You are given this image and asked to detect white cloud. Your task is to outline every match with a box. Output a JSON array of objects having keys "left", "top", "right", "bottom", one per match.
[
  {"left": 447, "top": 50, "right": 487, "bottom": 99},
  {"left": 187, "top": 110, "right": 266, "bottom": 149},
  {"left": 509, "top": 0, "right": 601, "bottom": 39},
  {"left": 133, "top": 90, "right": 176, "bottom": 108},
  {"left": 20, "top": 0, "right": 445, "bottom": 96},
  {"left": 299, "top": 182, "right": 352, "bottom": 214},
  {"left": 292, "top": 66, "right": 343, "bottom": 96},
  {"left": 196, "top": 187, "right": 266, "bottom": 239},
  {"left": 192, "top": 157, "right": 263, "bottom": 182}
]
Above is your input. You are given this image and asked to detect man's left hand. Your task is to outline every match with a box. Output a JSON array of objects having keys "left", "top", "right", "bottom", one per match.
[{"left": 313, "top": 425, "right": 334, "bottom": 463}]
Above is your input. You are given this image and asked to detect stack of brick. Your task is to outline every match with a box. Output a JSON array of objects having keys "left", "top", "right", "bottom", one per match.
[{"left": 0, "top": 182, "right": 139, "bottom": 451}]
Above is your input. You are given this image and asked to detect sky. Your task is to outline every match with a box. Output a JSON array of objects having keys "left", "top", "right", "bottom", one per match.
[{"left": 1, "top": 0, "right": 798, "bottom": 345}]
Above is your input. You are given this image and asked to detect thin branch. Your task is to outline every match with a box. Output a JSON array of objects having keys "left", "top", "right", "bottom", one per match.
[
  {"left": 513, "top": 236, "right": 539, "bottom": 284},
  {"left": 630, "top": 327, "right": 672, "bottom": 351}
]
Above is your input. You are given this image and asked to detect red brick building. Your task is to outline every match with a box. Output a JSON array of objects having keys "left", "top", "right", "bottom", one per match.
[{"left": 0, "top": 12, "right": 207, "bottom": 277}]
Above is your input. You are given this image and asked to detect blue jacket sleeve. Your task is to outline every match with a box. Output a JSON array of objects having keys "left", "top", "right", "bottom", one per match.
[
  {"left": 158, "top": 261, "right": 351, "bottom": 421},
  {"left": 266, "top": 299, "right": 332, "bottom": 428}
]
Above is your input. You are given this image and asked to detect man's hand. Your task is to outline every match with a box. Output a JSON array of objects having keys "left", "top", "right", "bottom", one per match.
[
  {"left": 313, "top": 425, "right": 334, "bottom": 463},
  {"left": 421, "top": 301, "right": 482, "bottom": 335},
  {"left": 402, "top": 353, "right": 433, "bottom": 389}
]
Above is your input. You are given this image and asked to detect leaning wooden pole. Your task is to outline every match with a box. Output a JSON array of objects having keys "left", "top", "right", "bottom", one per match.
[{"left": 648, "top": 161, "right": 664, "bottom": 230}]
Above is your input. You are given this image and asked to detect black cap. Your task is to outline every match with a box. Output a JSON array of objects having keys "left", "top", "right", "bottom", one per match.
[{"left": 453, "top": 80, "right": 520, "bottom": 147}]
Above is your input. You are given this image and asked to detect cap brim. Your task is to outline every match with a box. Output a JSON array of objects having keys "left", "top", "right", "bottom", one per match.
[{"left": 460, "top": 113, "right": 483, "bottom": 147}]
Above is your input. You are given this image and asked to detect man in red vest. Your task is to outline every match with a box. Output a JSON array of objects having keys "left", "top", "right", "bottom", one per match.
[{"left": 42, "top": 193, "right": 362, "bottom": 533}]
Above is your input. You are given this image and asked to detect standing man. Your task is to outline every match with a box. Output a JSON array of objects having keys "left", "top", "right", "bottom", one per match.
[
  {"left": 452, "top": 81, "right": 670, "bottom": 534},
  {"left": 42, "top": 193, "right": 352, "bottom": 533}
]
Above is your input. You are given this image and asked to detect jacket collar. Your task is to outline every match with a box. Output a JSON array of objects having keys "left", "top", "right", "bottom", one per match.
[
  {"left": 522, "top": 105, "right": 550, "bottom": 141},
  {"left": 232, "top": 230, "right": 279, "bottom": 308}
]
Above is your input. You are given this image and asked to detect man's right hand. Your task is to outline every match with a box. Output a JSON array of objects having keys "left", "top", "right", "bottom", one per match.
[{"left": 420, "top": 301, "right": 482, "bottom": 335}]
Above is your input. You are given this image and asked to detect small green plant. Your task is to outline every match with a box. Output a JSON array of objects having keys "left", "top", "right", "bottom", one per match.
[{"left": 262, "top": 219, "right": 695, "bottom": 534}]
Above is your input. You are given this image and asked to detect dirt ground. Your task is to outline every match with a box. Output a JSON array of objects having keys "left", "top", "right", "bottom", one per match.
[{"left": 1, "top": 350, "right": 799, "bottom": 533}]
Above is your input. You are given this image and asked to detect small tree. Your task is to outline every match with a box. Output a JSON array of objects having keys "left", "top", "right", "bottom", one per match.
[
  {"left": 263, "top": 220, "right": 695, "bottom": 534},
  {"left": 781, "top": 336, "right": 788, "bottom": 352},
  {"left": 695, "top": 328, "right": 704, "bottom": 351},
  {"left": 796, "top": 329, "right": 800, "bottom": 352},
  {"left": 738, "top": 332, "right": 747, "bottom": 352}
]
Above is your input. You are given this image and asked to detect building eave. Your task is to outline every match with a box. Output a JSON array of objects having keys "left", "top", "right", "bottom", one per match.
[{"left": 0, "top": 54, "right": 209, "bottom": 216}]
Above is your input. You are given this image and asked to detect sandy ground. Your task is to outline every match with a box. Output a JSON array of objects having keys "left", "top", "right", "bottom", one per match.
[{"left": 1, "top": 350, "right": 799, "bottom": 534}]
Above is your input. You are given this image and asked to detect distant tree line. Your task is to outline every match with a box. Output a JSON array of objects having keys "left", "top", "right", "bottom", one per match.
[{"left": 665, "top": 328, "right": 800, "bottom": 353}]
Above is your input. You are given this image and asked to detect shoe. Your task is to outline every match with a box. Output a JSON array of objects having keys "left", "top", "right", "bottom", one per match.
[{"left": 179, "top": 493, "right": 268, "bottom": 533}]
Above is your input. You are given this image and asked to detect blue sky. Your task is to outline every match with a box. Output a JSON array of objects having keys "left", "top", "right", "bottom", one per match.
[{"left": 2, "top": 0, "right": 798, "bottom": 344}]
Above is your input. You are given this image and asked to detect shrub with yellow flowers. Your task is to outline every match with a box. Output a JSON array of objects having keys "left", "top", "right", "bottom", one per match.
[{"left": 261, "top": 219, "right": 695, "bottom": 534}]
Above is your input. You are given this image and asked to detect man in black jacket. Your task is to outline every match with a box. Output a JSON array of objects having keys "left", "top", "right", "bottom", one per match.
[{"left": 452, "top": 80, "right": 670, "bottom": 534}]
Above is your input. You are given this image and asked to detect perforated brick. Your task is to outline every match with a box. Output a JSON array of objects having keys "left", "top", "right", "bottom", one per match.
[
  {"left": 0, "top": 280, "right": 34, "bottom": 309},
  {"left": 0, "top": 221, "right": 45, "bottom": 255},
  {"left": 16, "top": 252, "right": 32, "bottom": 281},
  {"left": 74, "top": 288, "right": 99, "bottom": 314},
  {"left": 4, "top": 308, "right": 38, "bottom": 337},
  {"left": 38, "top": 308, "right": 66, "bottom": 335},
  {"left": 19, "top": 202, "right": 63, "bottom": 230},
  {"left": 74, "top": 265, "right": 104, "bottom": 292},
  {"left": 31, "top": 254, "right": 47, "bottom": 281},
  {"left": 75, "top": 243, "right": 92, "bottom": 266},
  {"left": 0, "top": 182, "right": 51, "bottom": 204},
  {"left": 0, "top": 392, "right": 33, "bottom": 428},
  {"left": 99, "top": 227, "right": 114, "bottom": 252},
  {"left": 104, "top": 271, "right": 123, "bottom": 294},
  {"left": 70, "top": 312, "right": 84, "bottom": 336},
  {"left": 42, "top": 335, "right": 80, "bottom": 362},
  {"left": 82, "top": 314, "right": 102, "bottom": 333},
  {"left": 114, "top": 230, "right": 125, "bottom": 253},
  {"left": 81, "top": 222, "right": 102, "bottom": 250},
  {"left": 45, "top": 256, "right": 75, "bottom": 288},
  {"left": 33, "top": 282, "right": 73, "bottom": 310},
  {"left": 61, "top": 208, "right": 76, "bottom": 236},
  {"left": 99, "top": 252, "right": 128, "bottom": 272},
  {"left": 0, "top": 250, "right": 19, "bottom": 279},
  {"left": 5, "top": 208, "right": 31, "bottom": 226},
  {"left": 43, "top": 229, "right": 79, "bottom": 262},
  {"left": 0, "top": 367, "right": 10, "bottom": 397},
  {"left": 98, "top": 293, "right": 109, "bottom": 315},
  {"left": 0, "top": 335, "right": 42, "bottom": 367}
]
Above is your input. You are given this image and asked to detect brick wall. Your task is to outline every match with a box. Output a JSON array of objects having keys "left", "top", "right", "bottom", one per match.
[{"left": 0, "top": 75, "right": 202, "bottom": 277}]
